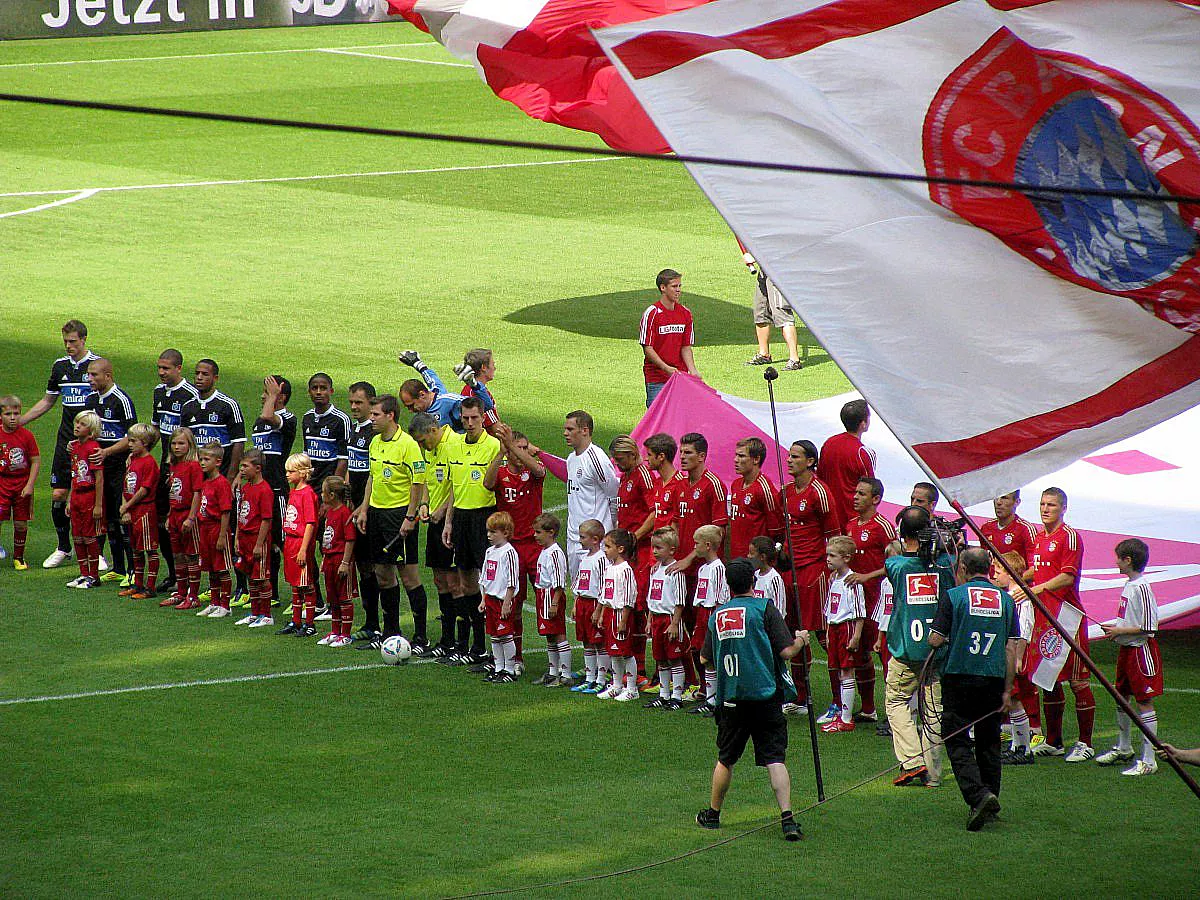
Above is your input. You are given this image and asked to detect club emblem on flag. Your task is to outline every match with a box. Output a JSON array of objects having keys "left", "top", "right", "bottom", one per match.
[
  {"left": 1038, "top": 627, "right": 1065, "bottom": 662},
  {"left": 925, "top": 30, "right": 1200, "bottom": 329},
  {"left": 715, "top": 606, "right": 746, "bottom": 639}
]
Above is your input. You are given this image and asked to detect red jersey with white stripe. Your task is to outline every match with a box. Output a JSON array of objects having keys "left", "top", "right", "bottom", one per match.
[
  {"left": 1030, "top": 523, "right": 1084, "bottom": 611},
  {"left": 321, "top": 504, "right": 355, "bottom": 555},
  {"left": 601, "top": 559, "right": 638, "bottom": 609},
  {"left": 639, "top": 300, "right": 694, "bottom": 384},
  {"left": 1115, "top": 575, "right": 1158, "bottom": 647},
  {"left": 753, "top": 567, "right": 787, "bottom": 616},
  {"left": 694, "top": 558, "right": 729, "bottom": 609},
  {"left": 675, "top": 469, "right": 729, "bottom": 562},
  {"left": 647, "top": 562, "right": 687, "bottom": 615},
  {"left": 728, "top": 473, "right": 782, "bottom": 558},
  {"left": 494, "top": 464, "right": 543, "bottom": 542},
  {"left": 482, "top": 541, "right": 521, "bottom": 599},
  {"left": 781, "top": 476, "right": 841, "bottom": 568},
  {"left": 979, "top": 515, "right": 1039, "bottom": 567},
  {"left": 617, "top": 463, "right": 658, "bottom": 536},
  {"left": 458, "top": 383, "right": 500, "bottom": 430},
  {"left": 651, "top": 471, "right": 683, "bottom": 531},
  {"left": 848, "top": 512, "right": 897, "bottom": 611},
  {"left": 818, "top": 431, "right": 875, "bottom": 526}
]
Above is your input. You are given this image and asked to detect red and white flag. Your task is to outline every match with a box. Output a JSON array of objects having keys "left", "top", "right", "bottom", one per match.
[
  {"left": 598, "top": 0, "right": 1200, "bottom": 504},
  {"left": 386, "top": 0, "right": 712, "bottom": 152},
  {"left": 1028, "top": 597, "right": 1084, "bottom": 689}
]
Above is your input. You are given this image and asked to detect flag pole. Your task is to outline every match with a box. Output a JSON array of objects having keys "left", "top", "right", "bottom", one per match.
[
  {"left": 943, "top": 495, "right": 1200, "bottom": 801},
  {"left": 763, "top": 366, "right": 826, "bottom": 802}
]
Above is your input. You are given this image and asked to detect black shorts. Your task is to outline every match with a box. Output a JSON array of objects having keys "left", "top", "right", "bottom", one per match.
[
  {"left": 50, "top": 439, "right": 72, "bottom": 490},
  {"left": 155, "top": 459, "right": 172, "bottom": 518},
  {"left": 451, "top": 505, "right": 494, "bottom": 571},
  {"left": 425, "top": 517, "right": 455, "bottom": 571},
  {"left": 368, "top": 506, "right": 420, "bottom": 566},
  {"left": 272, "top": 489, "right": 287, "bottom": 546},
  {"left": 715, "top": 699, "right": 788, "bottom": 768}
]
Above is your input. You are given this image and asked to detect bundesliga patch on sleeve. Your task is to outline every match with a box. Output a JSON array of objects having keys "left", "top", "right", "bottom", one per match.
[
  {"left": 906, "top": 572, "right": 939, "bottom": 605},
  {"left": 714, "top": 607, "right": 746, "bottom": 640},
  {"left": 968, "top": 586, "right": 1003, "bottom": 617}
]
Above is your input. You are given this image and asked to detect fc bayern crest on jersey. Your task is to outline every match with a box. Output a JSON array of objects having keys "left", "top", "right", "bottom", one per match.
[{"left": 925, "top": 29, "right": 1200, "bottom": 331}]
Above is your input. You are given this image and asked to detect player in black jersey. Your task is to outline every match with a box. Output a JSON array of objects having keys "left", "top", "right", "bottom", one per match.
[
  {"left": 346, "top": 380, "right": 380, "bottom": 641},
  {"left": 83, "top": 358, "right": 137, "bottom": 582},
  {"left": 20, "top": 320, "right": 98, "bottom": 568},
  {"left": 250, "top": 376, "right": 296, "bottom": 603},
  {"left": 301, "top": 373, "right": 349, "bottom": 619},
  {"left": 151, "top": 349, "right": 199, "bottom": 593},
  {"left": 178, "top": 359, "right": 245, "bottom": 477}
]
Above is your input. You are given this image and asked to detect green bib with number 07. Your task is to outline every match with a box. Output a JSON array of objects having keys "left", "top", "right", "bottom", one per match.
[{"left": 885, "top": 553, "right": 954, "bottom": 663}]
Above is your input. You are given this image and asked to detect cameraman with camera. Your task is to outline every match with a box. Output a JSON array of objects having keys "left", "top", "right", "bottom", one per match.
[
  {"left": 883, "top": 505, "right": 956, "bottom": 786},
  {"left": 910, "top": 481, "right": 968, "bottom": 565}
]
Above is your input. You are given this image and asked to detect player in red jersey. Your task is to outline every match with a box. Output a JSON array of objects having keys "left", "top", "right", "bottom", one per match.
[
  {"left": 278, "top": 453, "right": 319, "bottom": 635},
  {"left": 232, "top": 450, "right": 274, "bottom": 621},
  {"left": 66, "top": 411, "right": 104, "bottom": 588},
  {"left": 843, "top": 477, "right": 897, "bottom": 722},
  {"left": 118, "top": 424, "right": 161, "bottom": 600},
  {"left": 1025, "top": 487, "right": 1095, "bottom": 762},
  {"left": 780, "top": 439, "right": 842, "bottom": 709},
  {"left": 728, "top": 437, "right": 782, "bottom": 558},
  {"left": 195, "top": 445, "right": 234, "bottom": 613},
  {"left": 318, "top": 475, "right": 358, "bottom": 645},
  {"left": 610, "top": 434, "right": 658, "bottom": 682},
  {"left": 0, "top": 396, "right": 40, "bottom": 570},
  {"left": 639, "top": 269, "right": 698, "bottom": 408},
  {"left": 980, "top": 490, "right": 1039, "bottom": 567},
  {"left": 485, "top": 423, "right": 546, "bottom": 671},
  {"left": 667, "top": 433, "right": 728, "bottom": 578},
  {"left": 163, "top": 427, "right": 203, "bottom": 609},
  {"left": 818, "top": 399, "right": 875, "bottom": 528},
  {"left": 642, "top": 433, "right": 680, "bottom": 534}
]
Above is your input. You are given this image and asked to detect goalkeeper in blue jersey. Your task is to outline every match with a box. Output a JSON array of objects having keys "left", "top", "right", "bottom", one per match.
[{"left": 397, "top": 350, "right": 494, "bottom": 433}]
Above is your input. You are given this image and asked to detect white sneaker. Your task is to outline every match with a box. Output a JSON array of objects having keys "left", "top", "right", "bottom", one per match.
[
  {"left": 235, "top": 614, "right": 255, "bottom": 625},
  {"left": 782, "top": 702, "right": 808, "bottom": 716},
  {"left": 816, "top": 702, "right": 841, "bottom": 725},
  {"left": 615, "top": 689, "right": 638, "bottom": 702},
  {"left": 43, "top": 549, "right": 72, "bottom": 569},
  {"left": 1121, "top": 760, "right": 1158, "bottom": 777},
  {"left": 596, "top": 684, "right": 619, "bottom": 700},
  {"left": 65, "top": 576, "right": 84, "bottom": 588},
  {"left": 1064, "top": 742, "right": 1096, "bottom": 763},
  {"left": 208, "top": 606, "right": 230, "bottom": 619},
  {"left": 514, "top": 661, "right": 525, "bottom": 677},
  {"left": 315, "top": 611, "right": 333, "bottom": 622},
  {"left": 196, "top": 604, "right": 216, "bottom": 617},
  {"left": 1096, "top": 747, "right": 1136, "bottom": 766},
  {"left": 331, "top": 636, "right": 352, "bottom": 648},
  {"left": 97, "top": 554, "right": 109, "bottom": 573},
  {"left": 317, "top": 634, "right": 336, "bottom": 646},
  {"left": 248, "top": 616, "right": 274, "bottom": 628}
]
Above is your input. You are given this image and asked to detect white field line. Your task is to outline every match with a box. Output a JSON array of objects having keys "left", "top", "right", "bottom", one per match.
[
  {"left": 316, "top": 48, "right": 472, "bottom": 68},
  {"left": 0, "top": 157, "right": 623, "bottom": 201},
  {"left": 0, "top": 42, "right": 442, "bottom": 70},
  {"left": 0, "top": 187, "right": 96, "bottom": 218}
]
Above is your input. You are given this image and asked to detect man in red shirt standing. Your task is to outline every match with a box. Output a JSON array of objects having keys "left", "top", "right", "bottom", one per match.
[
  {"left": 667, "top": 433, "right": 728, "bottom": 581},
  {"left": 639, "top": 269, "right": 698, "bottom": 408},
  {"left": 1025, "top": 487, "right": 1095, "bottom": 762},
  {"left": 780, "top": 439, "right": 842, "bottom": 712},
  {"left": 818, "top": 399, "right": 875, "bottom": 528},
  {"left": 642, "top": 433, "right": 680, "bottom": 536},
  {"left": 728, "top": 437, "right": 782, "bottom": 559},
  {"left": 844, "top": 476, "right": 896, "bottom": 726},
  {"left": 611, "top": 434, "right": 659, "bottom": 681}
]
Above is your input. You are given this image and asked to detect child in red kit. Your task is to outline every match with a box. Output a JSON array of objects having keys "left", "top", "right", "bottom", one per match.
[
  {"left": 163, "top": 427, "right": 203, "bottom": 609},
  {"left": 119, "top": 424, "right": 161, "bottom": 599},
  {"left": 66, "top": 411, "right": 103, "bottom": 589},
  {"left": 0, "top": 396, "right": 40, "bottom": 571},
  {"left": 318, "top": 475, "right": 357, "bottom": 646},
  {"left": 234, "top": 449, "right": 274, "bottom": 623},
  {"left": 278, "top": 453, "right": 318, "bottom": 637},
  {"left": 195, "top": 445, "right": 234, "bottom": 614}
]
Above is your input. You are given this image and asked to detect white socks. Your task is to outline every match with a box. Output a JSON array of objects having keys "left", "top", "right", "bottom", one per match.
[
  {"left": 493, "top": 637, "right": 515, "bottom": 674},
  {"left": 1010, "top": 708, "right": 1031, "bottom": 751},
  {"left": 556, "top": 640, "right": 572, "bottom": 677},
  {"left": 1140, "top": 710, "right": 1158, "bottom": 765},
  {"left": 597, "top": 652, "right": 612, "bottom": 686},
  {"left": 840, "top": 678, "right": 856, "bottom": 724},
  {"left": 704, "top": 668, "right": 717, "bottom": 705},
  {"left": 658, "top": 665, "right": 671, "bottom": 698},
  {"left": 1117, "top": 710, "right": 1133, "bottom": 753},
  {"left": 670, "top": 663, "right": 685, "bottom": 700},
  {"left": 584, "top": 648, "right": 597, "bottom": 683}
]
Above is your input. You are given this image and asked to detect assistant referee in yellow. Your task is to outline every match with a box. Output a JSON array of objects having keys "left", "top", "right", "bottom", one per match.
[{"left": 352, "top": 394, "right": 429, "bottom": 651}]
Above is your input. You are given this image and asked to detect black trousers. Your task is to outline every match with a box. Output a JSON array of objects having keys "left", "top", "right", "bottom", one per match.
[{"left": 942, "top": 674, "right": 1004, "bottom": 809}]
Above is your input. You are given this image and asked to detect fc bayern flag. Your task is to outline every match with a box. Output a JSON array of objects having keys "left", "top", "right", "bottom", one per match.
[
  {"left": 1028, "top": 596, "right": 1084, "bottom": 689},
  {"left": 386, "top": 0, "right": 713, "bottom": 153},
  {"left": 597, "top": 0, "right": 1200, "bottom": 504}
]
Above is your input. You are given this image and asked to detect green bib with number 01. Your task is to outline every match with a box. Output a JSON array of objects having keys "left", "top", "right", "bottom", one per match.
[{"left": 941, "top": 578, "right": 1017, "bottom": 678}]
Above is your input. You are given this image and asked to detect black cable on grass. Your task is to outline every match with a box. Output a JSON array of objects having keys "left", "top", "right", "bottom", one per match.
[
  {"left": 445, "top": 706, "right": 1002, "bottom": 899},
  {"left": 2, "top": 90, "right": 1199, "bottom": 206}
]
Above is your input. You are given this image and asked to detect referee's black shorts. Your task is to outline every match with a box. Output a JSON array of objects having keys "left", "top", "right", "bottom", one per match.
[
  {"left": 425, "top": 516, "right": 455, "bottom": 571},
  {"left": 368, "top": 506, "right": 420, "bottom": 566},
  {"left": 451, "top": 505, "right": 494, "bottom": 571},
  {"left": 716, "top": 698, "right": 788, "bottom": 768}
]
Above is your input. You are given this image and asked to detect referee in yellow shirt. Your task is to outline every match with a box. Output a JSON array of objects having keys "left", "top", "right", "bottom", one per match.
[
  {"left": 352, "top": 394, "right": 429, "bottom": 651},
  {"left": 442, "top": 397, "right": 501, "bottom": 663}
]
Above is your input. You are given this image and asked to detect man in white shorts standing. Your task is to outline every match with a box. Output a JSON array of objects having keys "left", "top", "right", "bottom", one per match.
[{"left": 563, "top": 410, "right": 617, "bottom": 580}]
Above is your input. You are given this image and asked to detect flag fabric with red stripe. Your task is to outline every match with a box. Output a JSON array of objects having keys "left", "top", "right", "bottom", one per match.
[
  {"left": 387, "top": 0, "right": 713, "bottom": 153},
  {"left": 597, "top": 0, "right": 1200, "bottom": 504}
]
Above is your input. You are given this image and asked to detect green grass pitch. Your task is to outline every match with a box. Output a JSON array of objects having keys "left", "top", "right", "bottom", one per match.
[{"left": 1, "top": 22, "right": 1198, "bottom": 898}]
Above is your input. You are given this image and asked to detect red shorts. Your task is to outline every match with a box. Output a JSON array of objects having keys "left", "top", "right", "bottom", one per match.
[
  {"left": 1057, "top": 627, "right": 1092, "bottom": 683},
  {"left": 794, "top": 561, "right": 827, "bottom": 631},
  {"left": 635, "top": 544, "right": 653, "bottom": 608},
  {"left": 282, "top": 536, "right": 315, "bottom": 588},
  {"left": 535, "top": 587, "right": 566, "bottom": 636},
  {"left": 322, "top": 558, "right": 358, "bottom": 607},
  {"left": 69, "top": 490, "right": 100, "bottom": 538},
  {"left": 0, "top": 479, "right": 32, "bottom": 521},
  {"left": 168, "top": 509, "right": 201, "bottom": 557},
  {"left": 690, "top": 605, "right": 715, "bottom": 653},
  {"left": 199, "top": 523, "right": 233, "bottom": 574},
  {"left": 826, "top": 619, "right": 868, "bottom": 671},
  {"left": 649, "top": 611, "right": 689, "bottom": 661},
  {"left": 1014, "top": 670, "right": 1038, "bottom": 711},
  {"left": 128, "top": 509, "right": 159, "bottom": 552},
  {"left": 513, "top": 538, "right": 540, "bottom": 601},
  {"left": 861, "top": 618, "right": 880, "bottom": 658},
  {"left": 236, "top": 535, "right": 270, "bottom": 581},
  {"left": 574, "top": 595, "right": 602, "bottom": 645},
  {"left": 1116, "top": 641, "right": 1164, "bottom": 701},
  {"left": 485, "top": 595, "right": 517, "bottom": 638},
  {"left": 602, "top": 605, "right": 633, "bottom": 657}
]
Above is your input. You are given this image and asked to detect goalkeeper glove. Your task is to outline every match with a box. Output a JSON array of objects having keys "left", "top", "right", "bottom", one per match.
[
  {"left": 453, "top": 363, "right": 478, "bottom": 388},
  {"left": 398, "top": 350, "right": 423, "bottom": 369}
]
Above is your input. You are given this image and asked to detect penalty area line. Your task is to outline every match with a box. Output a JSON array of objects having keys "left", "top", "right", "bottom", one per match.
[{"left": 0, "top": 187, "right": 96, "bottom": 219}]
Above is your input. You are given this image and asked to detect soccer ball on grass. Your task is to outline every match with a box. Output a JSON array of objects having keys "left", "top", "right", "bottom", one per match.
[{"left": 380, "top": 635, "right": 412, "bottom": 666}]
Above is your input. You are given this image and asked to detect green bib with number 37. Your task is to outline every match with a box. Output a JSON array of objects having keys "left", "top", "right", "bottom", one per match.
[{"left": 941, "top": 578, "right": 1017, "bottom": 678}]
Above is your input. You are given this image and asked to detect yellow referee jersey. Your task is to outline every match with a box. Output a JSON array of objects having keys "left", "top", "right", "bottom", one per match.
[
  {"left": 446, "top": 430, "right": 500, "bottom": 510},
  {"left": 368, "top": 428, "right": 426, "bottom": 509},
  {"left": 422, "top": 425, "right": 454, "bottom": 512}
]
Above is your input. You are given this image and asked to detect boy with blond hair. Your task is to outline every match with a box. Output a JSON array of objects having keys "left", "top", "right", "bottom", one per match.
[
  {"left": 645, "top": 526, "right": 689, "bottom": 709},
  {"left": 66, "top": 410, "right": 103, "bottom": 588},
  {"left": 532, "top": 512, "right": 571, "bottom": 685},
  {"left": 0, "top": 396, "right": 40, "bottom": 570},
  {"left": 690, "top": 524, "right": 729, "bottom": 716},
  {"left": 571, "top": 518, "right": 609, "bottom": 693},
  {"left": 481, "top": 511, "right": 521, "bottom": 682},
  {"left": 119, "top": 423, "right": 161, "bottom": 599},
  {"left": 822, "top": 535, "right": 867, "bottom": 733}
]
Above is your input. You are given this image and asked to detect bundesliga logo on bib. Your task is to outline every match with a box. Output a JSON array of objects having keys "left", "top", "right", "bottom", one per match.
[
  {"left": 906, "top": 572, "right": 939, "bottom": 605},
  {"left": 715, "top": 607, "right": 746, "bottom": 640},
  {"left": 968, "top": 586, "right": 1003, "bottom": 618}
]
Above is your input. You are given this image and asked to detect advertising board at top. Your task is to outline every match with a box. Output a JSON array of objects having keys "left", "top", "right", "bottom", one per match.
[{"left": 0, "top": 0, "right": 392, "bottom": 40}]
